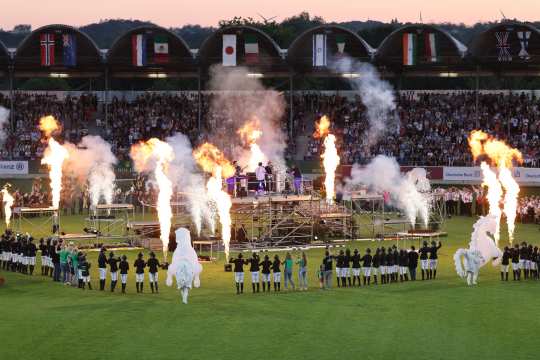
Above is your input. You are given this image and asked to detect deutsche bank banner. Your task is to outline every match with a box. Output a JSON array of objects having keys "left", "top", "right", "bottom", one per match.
[
  {"left": 443, "top": 167, "right": 540, "bottom": 184},
  {"left": 0, "top": 161, "right": 29, "bottom": 175}
]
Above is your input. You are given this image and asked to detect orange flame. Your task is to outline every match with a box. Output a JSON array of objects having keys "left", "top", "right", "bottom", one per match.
[
  {"left": 468, "top": 130, "right": 523, "bottom": 168},
  {"left": 39, "top": 115, "right": 61, "bottom": 138},
  {"left": 314, "top": 115, "right": 331, "bottom": 139},
  {"left": 1, "top": 185, "right": 14, "bottom": 228},
  {"left": 237, "top": 118, "right": 263, "bottom": 145},
  {"left": 193, "top": 143, "right": 235, "bottom": 178}
]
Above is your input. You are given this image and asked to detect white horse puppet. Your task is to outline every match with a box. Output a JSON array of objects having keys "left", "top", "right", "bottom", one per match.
[
  {"left": 454, "top": 214, "right": 503, "bottom": 286},
  {"left": 166, "top": 227, "right": 203, "bottom": 304}
]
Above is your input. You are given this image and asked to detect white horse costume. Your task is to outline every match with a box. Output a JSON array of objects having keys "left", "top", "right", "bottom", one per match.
[
  {"left": 454, "top": 214, "right": 503, "bottom": 286},
  {"left": 166, "top": 228, "right": 203, "bottom": 304}
]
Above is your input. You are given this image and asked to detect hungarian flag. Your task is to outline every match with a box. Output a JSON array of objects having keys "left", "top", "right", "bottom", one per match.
[
  {"left": 312, "top": 34, "right": 327, "bottom": 67},
  {"left": 402, "top": 33, "right": 417, "bottom": 66},
  {"left": 132, "top": 34, "right": 147, "bottom": 67},
  {"left": 244, "top": 34, "right": 259, "bottom": 64},
  {"left": 154, "top": 35, "right": 169, "bottom": 64},
  {"left": 40, "top": 33, "right": 55, "bottom": 66},
  {"left": 62, "top": 34, "right": 77, "bottom": 67},
  {"left": 424, "top": 33, "right": 438, "bottom": 62},
  {"left": 222, "top": 34, "right": 236, "bottom": 66},
  {"left": 335, "top": 34, "right": 346, "bottom": 56}
]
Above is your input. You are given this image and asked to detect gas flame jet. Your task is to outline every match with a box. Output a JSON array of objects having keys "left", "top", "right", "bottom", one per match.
[
  {"left": 237, "top": 117, "right": 266, "bottom": 172},
  {"left": 469, "top": 130, "right": 523, "bottom": 244},
  {"left": 39, "top": 116, "right": 69, "bottom": 210},
  {"left": 193, "top": 143, "right": 234, "bottom": 259},
  {"left": 314, "top": 116, "right": 340, "bottom": 204},
  {"left": 1, "top": 185, "right": 14, "bottom": 228},
  {"left": 130, "top": 138, "right": 174, "bottom": 260}
]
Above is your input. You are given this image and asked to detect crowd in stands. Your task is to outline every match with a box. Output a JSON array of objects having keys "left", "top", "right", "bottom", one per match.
[
  {"left": 0, "top": 91, "right": 539, "bottom": 167},
  {"left": 0, "top": 93, "right": 97, "bottom": 160}
]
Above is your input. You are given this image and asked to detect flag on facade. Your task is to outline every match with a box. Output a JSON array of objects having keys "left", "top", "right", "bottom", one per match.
[
  {"left": 132, "top": 34, "right": 147, "bottom": 67},
  {"left": 517, "top": 31, "right": 531, "bottom": 60},
  {"left": 154, "top": 35, "right": 169, "bottom": 64},
  {"left": 62, "top": 34, "right": 77, "bottom": 67},
  {"left": 495, "top": 32, "right": 512, "bottom": 62},
  {"left": 312, "top": 34, "right": 327, "bottom": 67},
  {"left": 222, "top": 34, "right": 237, "bottom": 66},
  {"left": 402, "top": 33, "right": 417, "bottom": 66},
  {"left": 244, "top": 34, "right": 259, "bottom": 64},
  {"left": 424, "top": 32, "right": 438, "bottom": 62},
  {"left": 40, "top": 33, "right": 55, "bottom": 66},
  {"left": 335, "top": 34, "right": 346, "bottom": 56}
]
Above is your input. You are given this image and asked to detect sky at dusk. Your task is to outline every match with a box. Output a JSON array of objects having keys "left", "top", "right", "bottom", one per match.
[{"left": 1, "top": 0, "right": 539, "bottom": 30}]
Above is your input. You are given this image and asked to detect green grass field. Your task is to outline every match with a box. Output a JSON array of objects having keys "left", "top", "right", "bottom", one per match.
[{"left": 1, "top": 215, "right": 540, "bottom": 360}]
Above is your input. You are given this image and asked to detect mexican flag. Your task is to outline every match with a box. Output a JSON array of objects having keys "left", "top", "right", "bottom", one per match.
[
  {"left": 424, "top": 33, "right": 438, "bottom": 62},
  {"left": 402, "top": 33, "right": 417, "bottom": 66},
  {"left": 244, "top": 34, "right": 259, "bottom": 64},
  {"left": 154, "top": 35, "right": 169, "bottom": 64},
  {"left": 335, "top": 34, "right": 346, "bottom": 56}
]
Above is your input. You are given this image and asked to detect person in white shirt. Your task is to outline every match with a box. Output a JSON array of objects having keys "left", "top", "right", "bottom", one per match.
[{"left": 255, "top": 162, "right": 266, "bottom": 195}]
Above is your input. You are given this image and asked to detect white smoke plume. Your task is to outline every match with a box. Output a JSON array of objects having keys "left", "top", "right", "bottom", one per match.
[
  {"left": 206, "top": 66, "right": 287, "bottom": 172},
  {"left": 63, "top": 135, "right": 117, "bottom": 208},
  {"left": 346, "top": 155, "right": 430, "bottom": 227},
  {"left": 0, "top": 106, "right": 10, "bottom": 144},
  {"left": 165, "top": 133, "right": 214, "bottom": 235},
  {"left": 330, "top": 57, "right": 398, "bottom": 146}
]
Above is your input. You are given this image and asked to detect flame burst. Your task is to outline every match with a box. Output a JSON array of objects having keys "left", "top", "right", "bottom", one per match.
[
  {"left": 40, "top": 116, "right": 68, "bottom": 209},
  {"left": 469, "top": 130, "right": 523, "bottom": 244},
  {"left": 238, "top": 118, "right": 266, "bottom": 172},
  {"left": 314, "top": 116, "right": 340, "bottom": 204},
  {"left": 131, "top": 138, "right": 174, "bottom": 260},
  {"left": 1, "top": 186, "right": 14, "bottom": 228},
  {"left": 193, "top": 143, "right": 233, "bottom": 259}
]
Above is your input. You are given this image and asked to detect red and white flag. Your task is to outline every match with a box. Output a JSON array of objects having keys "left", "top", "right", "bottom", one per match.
[
  {"left": 222, "top": 34, "right": 236, "bottom": 67},
  {"left": 40, "top": 33, "right": 55, "bottom": 66}
]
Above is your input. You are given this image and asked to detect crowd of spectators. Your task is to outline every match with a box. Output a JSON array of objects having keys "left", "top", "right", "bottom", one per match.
[
  {"left": 0, "top": 93, "right": 96, "bottom": 160},
  {"left": 0, "top": 91, "right": 539, "bottom": 167}
]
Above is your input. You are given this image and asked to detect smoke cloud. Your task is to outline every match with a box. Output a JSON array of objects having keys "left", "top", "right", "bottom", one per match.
[
  {"left": 165, "top": 133, "right": 214, "bottom": 235},
  {"left": 330, "top": 57, "right": 398, "bottom": 147},
  {"left": 206, "top": 66, "right": 287, "bottom": 172},
  {"left": 346, "top": 155, "right": 430, "bottom": 227},
  {"left": 63, "top": 135, "right": 117, "bottom": 207}
]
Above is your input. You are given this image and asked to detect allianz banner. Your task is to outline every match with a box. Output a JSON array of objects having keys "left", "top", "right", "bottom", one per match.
[
  {"left": 0, "top": 161, "right": 29, "bottom": 175},
  {"left": 443, "top": 167, "right": 540, "bottom": 184}
]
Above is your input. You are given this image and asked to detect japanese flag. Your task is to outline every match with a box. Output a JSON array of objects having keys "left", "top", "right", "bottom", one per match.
[{"left": 223, "top": 34, "right": 236, "bottom": 67}]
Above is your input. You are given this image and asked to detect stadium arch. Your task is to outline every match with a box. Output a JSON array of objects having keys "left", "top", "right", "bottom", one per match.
[
  {"left": 467, "top": 22, "right": 540, "bottom": 75},
  {"left": 375, "top": 24, "right": 467, "bottom": 76},
  {"left": 13, "top": 24, "right": 103, "bottom": 78},
  {"left": 287, "top": 25, "right": 374, "bottom": 75},
  {"left": 106, "top": 25, "right": 196, "bottom": 78},
  {"left": 197, "top": 25, "right": 287, "bottom": 76}
]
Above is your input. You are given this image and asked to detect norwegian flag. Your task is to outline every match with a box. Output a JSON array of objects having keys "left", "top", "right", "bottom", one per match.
[
  {"left": 495, "top": 32, "right": 512, "bottom": 62},
  {"left": 40, "top": 33, "right": 55, "bottom": 66}
]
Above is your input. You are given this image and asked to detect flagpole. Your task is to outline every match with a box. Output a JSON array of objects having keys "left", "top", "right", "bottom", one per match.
[
  {"left": 8, "top": 63, "right": 14, "bottom": 132},
  {"left": 289, "top": 72, "right": 293, "bottom": 139},
  {"left": 197, "top": 68, "right": 202, "bottom": 133}
]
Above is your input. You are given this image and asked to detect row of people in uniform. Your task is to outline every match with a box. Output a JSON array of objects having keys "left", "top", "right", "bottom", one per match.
[
  {"left": 0, "top": 231, "right": 38, "bottom": 275},
  {"left": 319, "top": 241, "right": 442, "bottom": 289},
  {"left": 228, "top": 241, "right": 442, "bottom": 294},
  {"left": 500, "top": 242, "right": 540, "bottom": 281}
]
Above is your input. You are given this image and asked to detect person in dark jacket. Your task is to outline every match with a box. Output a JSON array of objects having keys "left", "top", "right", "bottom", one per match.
[
  {"left": 51, "top": 240, "right": 61, "bottom": 282},
  {"left": 429, "top": 241, "right": 442, "bottom": 280},
  {"left": 248, "top": 252, "right": 261, "bottom": 293},
  {"left": 361, "top": 248, "right": 373, "bottom": 285},
  {"left": 119, "top": 255, "right": 129, "bottom": 293},
  {"left": 272, "top": 255, "right": 282, "bottom": 292},
  {"left": 27, "top": 238, "right": 37, "bottom": 275},
  {"left": 501, "top": 246, "right": 511, "bottom": 281},
  {"left": 398, "top": 250, "right": 409, "bottom": 282},
  {"left": 371, "top": 248, "right": 380, "bottom": 285},
  {"left": 511, "top": 244, "right": 520, "bottom": 281},
  {"left": 108, "top": 252, "right": 120, "bottom": 292},
  {"left": 98, "top": 247, "right": 108, "bottom": 291},
  {"left": 408, "top": 246, "right": 419, "bottom": 281},
  {"left": 78, "top": 255, "right": 92, "bottom": 290},
  {"left": 147, "top": 252, "right": 162, "bottom": 293},
  {"left": 419, "top": 241, "right": 430, "bottom": 280},
  {"left": 133, "top": 252, "right": 146, "bottom": 293},
  {"left": 259, "top": 255, "right": 272, "bottom": 292},
  {"left": 351, "top": 249, "right": 362, "bottom": 287},
  {"left": 229, "top": 253, "right": 248, "bottom": 294}
]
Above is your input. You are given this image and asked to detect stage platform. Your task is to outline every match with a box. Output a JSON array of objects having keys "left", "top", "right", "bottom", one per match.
[
  {"left": 127, "top": 221, "right": 160, "bottom": 229},
  {"left": 396, "top": 231, "right": 448, "bottom": 238},
  {"left": 60, "top": 233, "right": 98, "bottom": 241},
  {"left": 14, "top": 206, "right": 57, "bottom": 214},
  {"left": 232, "top": 194, "right": 313, "bottom": 205},
  {"left": 95, "top": 203, "right": 134, "bottom": 210}
]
